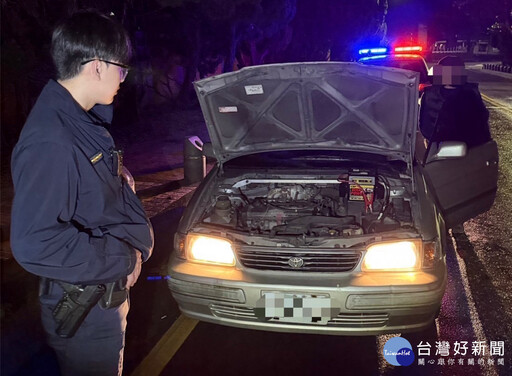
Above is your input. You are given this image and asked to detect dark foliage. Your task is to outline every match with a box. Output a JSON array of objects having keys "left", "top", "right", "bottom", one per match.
[
  {"left": 489, "top": 18, "right": 512, "bottom": 66},
  {"left": 1, "top": 0, "right": 389, "bottom": 152}
]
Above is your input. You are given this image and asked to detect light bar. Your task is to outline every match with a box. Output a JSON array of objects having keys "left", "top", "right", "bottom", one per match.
[
  {"left": 394, "top": 46, "right": 422, "bottom": 53},
  {"left": 359, "top": 47, "right": 388, "bottom": 55},
  {"left": 371, "top": 47, "right": 388, "bottom": 54}
]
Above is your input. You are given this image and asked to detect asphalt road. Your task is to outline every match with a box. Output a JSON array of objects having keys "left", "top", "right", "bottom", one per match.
[{"left": 1, "top": 67, "right": 511, "bottom": 376}]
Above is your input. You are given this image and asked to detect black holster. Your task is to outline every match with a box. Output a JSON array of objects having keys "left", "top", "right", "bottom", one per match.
[
  {"left": 45, "top": 277, "right": 128, "bottom": 339},
  {"left": 52, "top": 282, "right": 106, "bottom": 338},
  {"left": 99, "top": 278, "right": 128, "bottom": 309}
]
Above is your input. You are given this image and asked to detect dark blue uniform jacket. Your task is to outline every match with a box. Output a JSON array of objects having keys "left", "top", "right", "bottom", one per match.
[{"left": 11, "top": 80, "right": 154, "bottom": 285}]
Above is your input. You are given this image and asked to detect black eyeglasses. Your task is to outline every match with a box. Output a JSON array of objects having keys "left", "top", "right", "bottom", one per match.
[{"left": 81, "top": 59, "right": 130, "bottom": 82}]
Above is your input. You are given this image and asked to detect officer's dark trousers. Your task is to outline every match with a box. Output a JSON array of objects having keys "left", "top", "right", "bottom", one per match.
[{"left": 39, "top": 281, "right": 129, "bottom": 376}]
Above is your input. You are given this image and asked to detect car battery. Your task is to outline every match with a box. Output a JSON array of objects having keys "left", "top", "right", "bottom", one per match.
[{"left": 348, "top": 174, "right": 376, "bottom": 204}]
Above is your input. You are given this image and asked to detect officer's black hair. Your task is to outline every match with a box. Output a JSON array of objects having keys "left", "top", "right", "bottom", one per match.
[{"left": 51, "top": 10, "right": 132, "bottom": 80}]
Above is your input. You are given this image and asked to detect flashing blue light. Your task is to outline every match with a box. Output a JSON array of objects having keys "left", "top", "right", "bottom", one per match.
[
  {"left": 146, "top": 275, "right": 172, "bottom": 281},
  {"left": 359, "top": 47, "right": 388, "bottom": 55},
  {"left": 358, "top": 55, "right": 388, "bottom": 61}
]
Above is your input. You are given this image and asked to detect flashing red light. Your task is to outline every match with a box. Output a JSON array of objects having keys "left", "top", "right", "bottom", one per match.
[{"left": 394, "top": 46, "right": 423, "bottom": 53}]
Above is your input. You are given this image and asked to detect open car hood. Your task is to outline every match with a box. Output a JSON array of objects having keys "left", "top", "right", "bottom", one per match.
[{"left": 194, "top": 62, "right": 419, "bottom": 166}]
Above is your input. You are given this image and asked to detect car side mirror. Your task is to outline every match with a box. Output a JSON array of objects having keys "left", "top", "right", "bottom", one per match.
[{"left": 427, "top": 141, "right": 467, "bottom": 163}]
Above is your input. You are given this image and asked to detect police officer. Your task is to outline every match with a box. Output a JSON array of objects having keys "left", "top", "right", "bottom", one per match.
[{"left": 10, "top": 10, "right": 154, "bottom": 376}]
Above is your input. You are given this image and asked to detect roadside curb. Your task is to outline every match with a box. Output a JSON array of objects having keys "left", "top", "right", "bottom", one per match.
[
  {"left": 482, "top": 63, "right": 512, "bottom": 74},
  {"left": 140, "top": 183, "right": 198, "bottom": 219}
]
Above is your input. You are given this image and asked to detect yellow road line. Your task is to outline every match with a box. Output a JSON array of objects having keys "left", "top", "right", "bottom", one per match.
[
  {"left": 481, "top": 93, "right": 512, "bottom": 114},
  {"left": 131, "top": 314, "right": 199, "bottom": 376}
]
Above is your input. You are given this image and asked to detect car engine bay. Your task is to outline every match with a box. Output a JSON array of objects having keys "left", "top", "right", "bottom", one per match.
[{"left": 202, "top": 170, "right": 415, "bottom": 237}]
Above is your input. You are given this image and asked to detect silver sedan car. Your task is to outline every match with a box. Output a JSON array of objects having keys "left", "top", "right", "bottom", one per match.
[{"left": 167, "top": 62, "right": 498, "bottom": 335}]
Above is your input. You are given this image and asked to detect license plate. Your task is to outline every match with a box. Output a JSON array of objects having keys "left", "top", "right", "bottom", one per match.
[{"left": 254, "top": 292, "right": 340, "bottom": 324}]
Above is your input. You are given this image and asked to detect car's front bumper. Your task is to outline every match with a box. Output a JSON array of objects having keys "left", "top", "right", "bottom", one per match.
[{"left": 168, "top": 258, "right": 446, "bottom": 336}]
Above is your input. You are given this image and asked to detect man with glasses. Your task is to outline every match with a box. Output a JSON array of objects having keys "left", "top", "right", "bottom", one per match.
[
  {"left": 81, "top": 59, "right": 130, "bottom": 82},
  {"left": 10, "top": 10, "right": 153, "bottom": 376}
]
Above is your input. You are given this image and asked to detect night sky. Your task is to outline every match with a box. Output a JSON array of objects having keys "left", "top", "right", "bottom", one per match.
[{"left": 387, "top": 0, "right": 429, "bottom": 36}]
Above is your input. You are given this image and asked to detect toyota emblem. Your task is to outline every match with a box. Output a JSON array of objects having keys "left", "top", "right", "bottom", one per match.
[{"left": 288, "top": 257, "right": 304, "bottom": 268}]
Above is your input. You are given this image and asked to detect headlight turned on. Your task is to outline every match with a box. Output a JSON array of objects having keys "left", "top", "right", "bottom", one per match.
[
  {"left": 186, "top": 234, "right": 236, "bottom": 266},
  {"left": 362, "top": 241, "right": 421, "bottom": 271}
]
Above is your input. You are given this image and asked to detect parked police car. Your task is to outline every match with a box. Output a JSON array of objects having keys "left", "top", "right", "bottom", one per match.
[{"left": 358, "top": 46, "right": 431, "bottom": 92}]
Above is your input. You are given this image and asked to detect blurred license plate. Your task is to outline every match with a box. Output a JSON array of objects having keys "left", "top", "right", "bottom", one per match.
[{"left": 254, "top": 292, "right": 340, "bottom": 324}]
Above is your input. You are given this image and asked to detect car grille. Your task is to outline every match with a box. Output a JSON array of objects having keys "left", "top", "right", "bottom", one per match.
[
  {"left": 209, "top": 304, "right": 388, "bottom": 328},
  {"left": 329, "top": 312, "right": 389, "bottom": 328},
  {"left": 210, "top": 304, "right": 259, "bottom": 321},
  {"left": 237, "top": 246, "right": 361, "bottom": 272}
]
